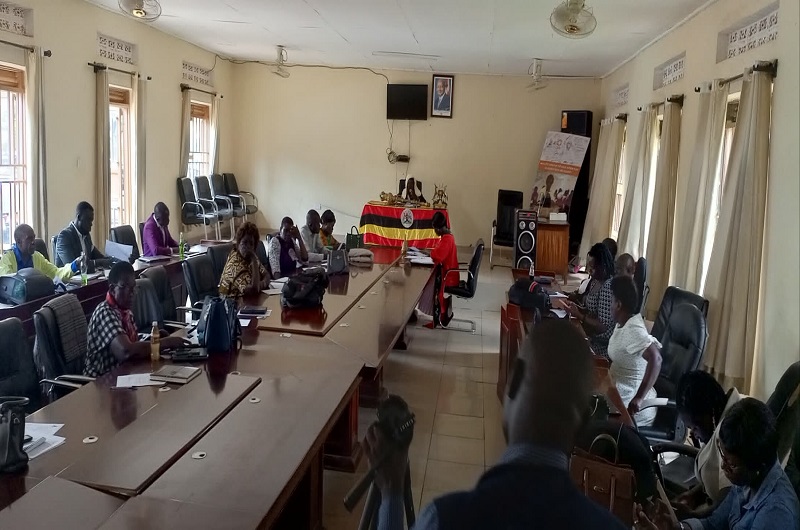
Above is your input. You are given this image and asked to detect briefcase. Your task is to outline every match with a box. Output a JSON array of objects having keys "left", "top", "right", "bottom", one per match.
[{"left": 346, "top": 226, "right": 364, "bottom": 250}]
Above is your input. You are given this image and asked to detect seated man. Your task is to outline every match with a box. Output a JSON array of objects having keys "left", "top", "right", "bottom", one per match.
[
  {"left": 615, "top": 253, "right": 636, "bottom": 277},
  {"left": 84, "top": 261, "right": 186, "bottom": 377},
  {"left": 300, "top": 209, "right": 326, "bottom": 260},
  {"left": 365, "top": 320, "right": 627, "bottom": 530},
  {"left": 320, "top": 209, "right": 339, "bottom": 248},
  {"left": 56, "top": 201, "right": 112, "bottom": 271},
  {"left": 142, "top": 202, "right": 180, "bottom": 257},
  {"left": 0, "top": 224, "right": 78, "bottom": 281}
]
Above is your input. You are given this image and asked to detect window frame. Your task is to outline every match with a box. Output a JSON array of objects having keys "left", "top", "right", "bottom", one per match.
[
  {"left": 0, "top": 62, "right": 26, "bottom": 252},
  {"left": 108, "top": 84, "right": 133, "bottom": 229},
  {"left": 187, "top": 101, "right": 211, "bottom": 179}
]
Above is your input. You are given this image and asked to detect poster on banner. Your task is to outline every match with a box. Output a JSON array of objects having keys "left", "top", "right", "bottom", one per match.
[{"left": 529, "top": 131, "right": 590, "bottom": 213}]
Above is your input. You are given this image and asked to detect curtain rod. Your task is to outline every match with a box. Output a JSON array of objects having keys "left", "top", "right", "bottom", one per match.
[
  {"left": 637, "top": 94, "right": 683, "bottom": 111},
  {"left": 0, "top": 37, "right": 51, "bottom": 56},
  {"left": 180, "top": 83, "right": 221, "bottom": 98},
  {"left": 719, "top": 59, "right": 778, "bottom": 87},
  {"left": 616, "top": 113, "right": 628, "bottom": 122},
  {"left": 88, "top": 62, "right": 151, "bottom": 80}
]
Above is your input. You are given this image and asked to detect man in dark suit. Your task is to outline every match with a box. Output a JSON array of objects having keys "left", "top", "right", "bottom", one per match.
[
  {"left": 433, "top": 78, "right": 451, "bottom": 112},
  {"left": 365, "top": 319, "right": 626, "bottom": 530},
  {"left": 55, "top": 201, "right": 111, "bottom": 271}
]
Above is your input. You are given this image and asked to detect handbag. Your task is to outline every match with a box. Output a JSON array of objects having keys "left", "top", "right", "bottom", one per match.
[
  {"left": 197, "top": 296, "right": 242, "bottom": 353},
  {"left": 0, "top": 396, "right": 29, "bottom": 473},
  {"left": 281, "top": 269, "right": 329, "bottom": 308},
  {"left": 569, "top": 433, "right": 636, "bottom": 526},
  {"left": 327, "top": 249, "right": 349, "bottom": 275},
  {"left": 346, "top": 226, "right": 364, "bottom": 250}
]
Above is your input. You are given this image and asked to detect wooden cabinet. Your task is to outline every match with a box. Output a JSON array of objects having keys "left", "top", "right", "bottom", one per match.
[
  {"left": 497, "top": 303, "right": 523, "bottom": 403},
  {"left": 536, "top": 221, "right": 569, "bottom": 281}
]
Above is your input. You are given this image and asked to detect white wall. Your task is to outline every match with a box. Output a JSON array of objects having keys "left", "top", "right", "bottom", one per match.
[
  {"left": 600, "top": 0, "right": 799, "bottom": 396},
  {"left": 227, "top": 65, "right": 602, "bottom": 244},
  {"left": 2, "top": 0, "right": 233, "bottom": 241}
]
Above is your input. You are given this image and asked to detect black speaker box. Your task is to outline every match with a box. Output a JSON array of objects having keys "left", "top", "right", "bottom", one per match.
[{"left": 513, "top": 209, "right": 538, "bottom": 270}]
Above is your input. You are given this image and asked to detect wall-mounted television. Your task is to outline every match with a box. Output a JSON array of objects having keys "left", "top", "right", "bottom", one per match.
[{"left": 386, "top": 84, "right": 428, "bottom": 120}]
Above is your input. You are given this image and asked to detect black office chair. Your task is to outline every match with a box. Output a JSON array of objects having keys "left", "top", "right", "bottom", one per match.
[
  {"left": 442, "top": 240, "right": 485, "bottom": 334},
  {"left": 634, "top": 257, "right": 649, "bottom": 314},
  {"left": 50, "top": 235, "right": 58, "bottom": 263},
  {"left": 490, "top": 190, "right": 523, "bottom": 269},
  {"left": 138, "top": 222, "right": 145, "bottom": 243},
  {"left": 195, "top": 175, "right": 233, "bottom": 239},
  {"left": 109, "top": 225, "right": 140, "bottom": 262},
  {"left": 767, "top": 361, "right": 800, "bottom": 464},
  {"left": 256, "top": 239, "right": 270, "bottom": 275},
  {"left": 182, "top": 254, "right": 218, "bottom": 310},
  {"left": 131, "top": 278, "right": 164, "bottom": 333},
  {"left": 140, "top": 265, "right": 187, "bottom": 326},
  {"left": 33, "top": 238, "right": 49, "bottom": 261},
  {"left": 211, "top": 173, "right": 245, "bottom": 227},
  {"left": 651, "top": 286, "right": 709, "bottom": 343},
  {"left": 177, "top": 177, "right": 218, "bottom": 240},
  {"left": 638, "top": 304, "right": 708, "bottom": 445},
  {"left": 32, "top": 294, "right": 94, "bottom": 402},
  {"left": 0, "top": 318, "right": 43, "bottom": 413},
  {"left": 208, "top": 243, "right": 234, "bottom": 286},
  {"left": 223, "top": 173, "right": 258, "bottom": 219}
]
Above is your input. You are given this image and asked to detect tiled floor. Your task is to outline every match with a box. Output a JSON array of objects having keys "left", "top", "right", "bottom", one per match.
[{"left": 322, "top": 249, "right": 581, "bottom": 529}]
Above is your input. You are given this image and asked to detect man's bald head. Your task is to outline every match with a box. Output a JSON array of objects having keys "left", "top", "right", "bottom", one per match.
[
  {"left": 615, "top": 253, "right": 636, "bottom": 277},
  {"left": 503, "top": 319, "right": 594, "bottom": 452},
  {"left": 306, "top": 209, "right": 321, "bottom": 234},
  {"left": 154, "top": 202, "right": 170, "bottom": 227},
  {"left": 13, "top": 224, "right": 36, "bottom": 257}
]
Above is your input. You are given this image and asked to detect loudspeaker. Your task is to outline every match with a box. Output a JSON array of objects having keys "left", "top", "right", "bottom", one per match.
[
  {"left": 513, "top": 209, "right": 538, "bottom": 270},
  {"left": 561, "top": 110, "right": 593, "bottom": 252}
]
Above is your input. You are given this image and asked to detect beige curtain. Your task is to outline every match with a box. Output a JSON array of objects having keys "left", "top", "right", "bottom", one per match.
[
  {"left": 702, "top": 68, "right": 773, "bottom": 393},
  {"left": 94, "top": 67, "right": 111, "bottom": 250},
  {"left": 644, "top": 101, "right": 682, "bottom": 319},
  {"left": 617, "top": 107, "right": 658, "bottom": 258},
  {"left": 179, "top": 88, "right": 191, "bottom": 177},
  {"left": 672, "top": 83, "right": 729, "bottom": 293},
  {"left": 25, "top": 47, "right": 47, "bottom": 239},
  {"left": 578, "top": 118, "right": 625, "bottom": 263},
  {"left": 132, "top": 76, "right": 147, "bottom": 225},
  {"left": 210, "top": 95, "right": 221, "bottom": 174}
]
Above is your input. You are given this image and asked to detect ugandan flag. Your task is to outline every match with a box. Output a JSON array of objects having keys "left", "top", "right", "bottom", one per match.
[{"left": 359, "top": 204, "right": 450, "bottom": 249}]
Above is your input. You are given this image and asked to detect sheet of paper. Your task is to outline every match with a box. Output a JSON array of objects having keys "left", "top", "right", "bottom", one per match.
[
  {"left": 550, "top": 309, "right": 568, "bottom": 319},
  {"left": 26, "top": 435, "right": 65, "bottom": 460},
  {"left": 549, "top": 292, "right": 568, "bottom": 299},
  {"left": 105, "top": 239, "right": 133, "bottom": 262},
  {"left": 115, "top": 373, "right": 165, "bottom": 388},
  {"left": 261, "top": 288, "right": 282, "bottom": 295},
  {"left": 269, "top": 279, "right": 289, "bottom": 289},
  {"left": 410, "top": 256, "right": 434, "bottom": 266},
  {"left": 25, "top": 423, "right": 64, "bottom": 438},
  {"left": 239, "top": 318, "right": 252, "bottom": 327}
]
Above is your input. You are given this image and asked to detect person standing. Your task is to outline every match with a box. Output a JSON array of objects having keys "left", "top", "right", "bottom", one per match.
[
  {"left": 142, "top": 202, "right": 180, "bottom": 257},
  {"left": 55, "top": 201, "right": 111, "bottom": 270}
]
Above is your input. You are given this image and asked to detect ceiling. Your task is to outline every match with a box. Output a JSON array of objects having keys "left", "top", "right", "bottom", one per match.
[{"left": 90, "top": 0, "right": 712, "bottom": 77}]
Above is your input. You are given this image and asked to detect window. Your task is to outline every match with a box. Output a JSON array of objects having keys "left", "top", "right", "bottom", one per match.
[
  {"left": 611, "top": 129, "right": 628, "bottom": 239},
  {"left": 641, "top": 115, "right": 662, "bottom": 253},
  {"left": 109, "top": 85, "right": 132, "bottom": 228},
  {"left": 187, "top": 102, "right": 211, "bottom": 179},
  {"left": 0, "top": 65, "right": 26, "bottom": 252}
]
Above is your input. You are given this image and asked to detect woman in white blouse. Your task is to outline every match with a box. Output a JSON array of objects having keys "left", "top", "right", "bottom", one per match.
[{"left": 607, "top": 275, "right": 662, "bottom": 426}]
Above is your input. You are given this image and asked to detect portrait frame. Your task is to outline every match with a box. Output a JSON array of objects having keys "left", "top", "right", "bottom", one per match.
[{"left": 431, "top": 74, "right": 454, "bottom": 118}]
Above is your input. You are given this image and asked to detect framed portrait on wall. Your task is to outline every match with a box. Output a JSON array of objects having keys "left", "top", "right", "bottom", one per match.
[{"left": 431, "top": 75, "right": 454, "bottom": 118}]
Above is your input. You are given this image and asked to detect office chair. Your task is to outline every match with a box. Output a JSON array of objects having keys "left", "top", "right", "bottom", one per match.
[
  {"left": 131, "top": 278, "right": 164, "bottom": 333},
  {"left": 208, "top": 243, "right": 234, "bottom": 286},
  {"left": 490, "top": 190, "right": 523, "bottom": 269},
  {"left": 441, "top": 240, "right": 485, "bottom": 334},
  {"left": 182, "top": 254, "right": 219, "bottom": 310},
  {"left": 0, "top": 318, "right": 43, "bottom": 413},
  {"left": 223, "top": 173, "right": 258, "bottom": 219},
  {"left": 638, "top": 304, "right": 708, "bottom": 445},
  {"left": 195, "top": 176, "right": 233, "bottom": 239},
  {"left": 33, "top": 238, "right": 49, "bottom": 261},
  {"left": 177, "top": 177, "right": 218, "bottom": 239},
  {"left": 140, "top": 265, "right": 188, "bottom": 326},
  {"left": 634, "top": 257, "right": 648, "bottom": 314},
  {"left": 138, "top": 222, "right": 145, "bottom": 243},
  {"left": 650, "top": 286, "right": 709, "bottom": 343},
  {"left": 50, "top": 235, "right": 58, "bottom": 264},
  {"left": 32, "top": 294, "right": 94, "bottom": 402},
  {"left": 109, "top": 225, "right": 140, "bottom": 262},
  {"left": 211, "top": 173, "right": 245, "bottom": 227}
]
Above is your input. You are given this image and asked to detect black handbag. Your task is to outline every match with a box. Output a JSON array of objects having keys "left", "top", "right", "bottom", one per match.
[
  {"left": 0, "top": 396, "right": 29, "bottom": 473},
  {"left": 346, "top": 226, "right": 364, "bottom": 250},
  {"left": 327, "top": 249, "right": 349, "bottom": 275},
  {"left": 197, "top": 297, "right": 241, "bottom": 353},
  {"left": 281, "top": 270, "right": 330, "bottom": 308}
]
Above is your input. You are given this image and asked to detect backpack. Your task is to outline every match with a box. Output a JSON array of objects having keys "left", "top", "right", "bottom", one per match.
[
  {"left": 508, "top": 279, "right": 551, "bottom": 313},
  {"left": 281, "top": 270, "right": 329, "bottom": 308},
  {"left": 197, "top": 296, "right": 241, "bottom": 353},
  {"left": 327, "top": 249, "right": 349, "bottom": 275}
]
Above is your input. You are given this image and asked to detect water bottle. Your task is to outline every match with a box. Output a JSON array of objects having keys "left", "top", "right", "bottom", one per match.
[
  {"left": 150, "top": 321, "right": 160, "bottom": 362},
  {"left": 179, "top": 232, "right": 185, "bottom": 260},
  {"left": 80, "top": 252, "right": 88, "bottom": 285}
]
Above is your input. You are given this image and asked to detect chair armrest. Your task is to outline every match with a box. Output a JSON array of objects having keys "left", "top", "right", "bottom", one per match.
[
  {"left": 214, "top": 195, "right": 233, "bottom": 209},
  {"left": 492, "top": 219, "right": 497, "bottom": 228},
  {"left": 638, "top": 397, "right": 675, "bottom": 411},
  {"left": 56, "top": 374, "right": 95, "bottom": 384},
  {"left": 240, "top": 190, "right": 258, "bottom": 208},
  {"left": 651, "top": 442, "right": 700, "bottom": 459},
  {"left": 444, "top": 268, "right": 474, "bottom": 282},
  {"left": 182, "top": 201, "right": 207, "bottom": 217},
  {"left": 39, "top": 379, "right": 82, "bottom": 391},
  {"left": 197, "top": 198, "right": 219, "bottom": 213}
]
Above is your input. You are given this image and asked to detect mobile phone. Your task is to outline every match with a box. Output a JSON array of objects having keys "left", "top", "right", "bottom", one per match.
[{"left": 23, "top": 435, "right": 32, "bottom": 444}]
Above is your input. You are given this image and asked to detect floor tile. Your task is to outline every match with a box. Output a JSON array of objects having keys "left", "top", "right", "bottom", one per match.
[
  {"left": 428, "top": 434, "right": 485, "bottom": 466},
  {"left": 436, "top": 393, "right": 484, "bottom": 417},
  {"left": 443, "top": 351, "right": 483, "bottom": 368},
  {"left": 422, "top": 459, "right": 485, "bottom": 493},
  {"left": 433, "top": 413, "right": 484, "bottom": 439}
]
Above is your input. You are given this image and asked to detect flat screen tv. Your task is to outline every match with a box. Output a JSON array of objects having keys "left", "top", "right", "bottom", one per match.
[{"left": 386, "top": 84, "right": 428, "bottom": 120}]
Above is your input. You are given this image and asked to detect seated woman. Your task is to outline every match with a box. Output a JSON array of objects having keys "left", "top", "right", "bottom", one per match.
[
  {"left": 607, "top": 275, "right": 662, "bottom": 426},
  {"left": 320, "top": 209, "right": 339, "bottom": 248},
  {"left": 219, "top": 222, "right": 270, "bottom": 299},
  {"left": 671, "top": 371, "right": 743, "bottom": 518},
  {"left": 636, "top": 398, "right": 799, "bottom": 529},
  {"left": 564, "top": 242, "right": 615, "bottom": 357},
  {"left": 568, "top": 257, "right": 596, "bottom": 305},
  {"left": 416, "top": 211, "right": 457, "bottom": 327},
  {"left": 268, "top": 216, "right": 309, "bottom": 278}
]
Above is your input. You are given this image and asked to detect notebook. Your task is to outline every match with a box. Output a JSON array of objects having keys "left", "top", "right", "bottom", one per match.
[
  {"left": 137, "top": 255, "right": 171, "bottom": 263},
  {"left": 149, "top": 365, "right": 201, "bottom": 384}
]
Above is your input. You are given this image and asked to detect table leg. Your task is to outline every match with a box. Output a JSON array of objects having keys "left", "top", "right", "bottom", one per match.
[
  {"left": 324, "top": 389, "right": 364, "bottom": 473},
  {"left": 358, "top": 366, "right": 385, "bottom": 409},
  {"left": 273, "top": 448, "right": 323, "bottom": 530}
]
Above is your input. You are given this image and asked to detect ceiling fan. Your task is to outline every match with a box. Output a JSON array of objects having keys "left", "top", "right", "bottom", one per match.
[
  {"left": 550, "top": 0, "right": 597, "bottom": 39},
  {"left": 526, "top": 58, "right": 593, "bottom": 91},
  {"left": 118, "top": 0, "right": 162, "bottom": 22}
]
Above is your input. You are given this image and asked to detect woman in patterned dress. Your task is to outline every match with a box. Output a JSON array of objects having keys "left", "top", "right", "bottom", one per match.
[{"left": 218, "top": 222, "right": 270, "bottom": 299}]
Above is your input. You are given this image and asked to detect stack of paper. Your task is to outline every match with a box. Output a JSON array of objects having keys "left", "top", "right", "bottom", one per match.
[
  {"left": 115, "top": 373, "right": 165, "bottom": 388},
  {"left": 25, "top": 423, "right": 66, "bottom": 460},
  {"left": 410, "top": 256, "right": 434, "bottom": 266}
]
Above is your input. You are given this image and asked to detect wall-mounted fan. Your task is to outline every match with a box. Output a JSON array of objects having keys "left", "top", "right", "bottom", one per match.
[
  {"left": 118, "top": 0, "right": 162, "bottom": 22},
  {"left": 550, "top": 0, "right": 597, "bottom": 39},
  {"left": 526, "top": 58, "right": 593, "bottom": 91}
]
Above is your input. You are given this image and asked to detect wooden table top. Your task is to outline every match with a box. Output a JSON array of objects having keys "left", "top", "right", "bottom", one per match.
[
  {"left": 0, "top": 476, "right": 124, "bottom": 528},
  {"left": 100, "top": 496, "right": 264, "bottom": 530}
]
